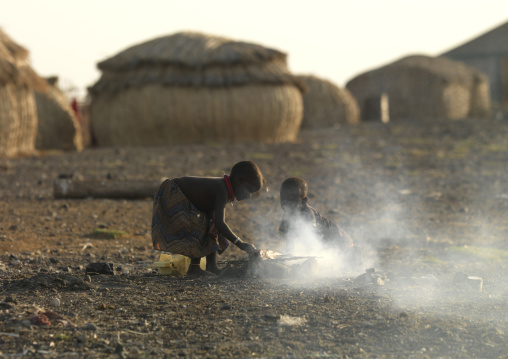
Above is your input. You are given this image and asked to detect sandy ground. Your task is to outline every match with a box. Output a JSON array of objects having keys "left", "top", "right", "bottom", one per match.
[{"left": 1, "top": 117, "right": 507, "bottom": 358}]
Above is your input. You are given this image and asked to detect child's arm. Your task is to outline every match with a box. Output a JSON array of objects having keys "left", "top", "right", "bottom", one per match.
[{"left": 213, "top": 195, "right": 257, "bottom": 253}]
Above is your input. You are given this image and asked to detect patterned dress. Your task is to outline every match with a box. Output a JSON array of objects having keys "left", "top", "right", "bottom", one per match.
[{"left": 151, "top": 179, "right": 229, "bottom": 258}]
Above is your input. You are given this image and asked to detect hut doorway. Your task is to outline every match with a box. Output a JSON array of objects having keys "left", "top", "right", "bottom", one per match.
[{"left": 502, "top": 57, "right": 508, "bottom": 109}]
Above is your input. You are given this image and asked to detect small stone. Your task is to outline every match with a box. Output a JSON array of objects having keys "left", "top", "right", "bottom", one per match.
[
  {"left": 51, "top": 298, "right": 61, "bottom": 307},
  {"left": 323, "top": 294, "right": 335, "bottom": 303},
  {"left": 86, "top": 262, "right": 116, "bottom": 275},
  {"left": 4, "top": 296, "right": 17, "bottom": 304},
  {"left": 114, "top": 343, "right": 124, "bottom": 355},
  {"left": 0, "top": 302, "right": 13, "bottom": 309},
  {"left": 221, "top": 304, "right": 232, "bottom": 310},
  {"left": 83, "top": 323, "right": 97, "bottom": 331},
  {"left": 21, "top": 319, "right": 33, "bottom": 327}
]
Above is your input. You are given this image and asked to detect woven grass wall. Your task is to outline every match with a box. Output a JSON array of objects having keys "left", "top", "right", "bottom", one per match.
[
  {"left": 35, "top": 83, "right": 83, "bottom": 151},
  {"left": 346, "top": 55, "right": 491, "bottom": 121},
  {"left": 91, "top": 84, "right": 302, "bottom": 145},
  {"left": 298, "top": 75, "right": 359, "bottom": 128},
  {"left": 502, "top": 57, "right": 508, "bottom": 109},
  {"left": 89, "top": 32, "right": 304, "bottom": 146},
  {"left": 0, "top": 84, "right": 38, "bottom": 157},
  {"left": 0, "top": 29, "right": 46, "bottom": 157}
]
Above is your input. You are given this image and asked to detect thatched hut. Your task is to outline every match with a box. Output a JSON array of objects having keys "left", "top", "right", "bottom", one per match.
[
  {"left": 0, "top": 29, "right": 46, "bottom": 157},
  {"left": 298, "top": 75, "right": 359, "bottom": 128},
  {"left": 35, "top": 76, "right": 83, "bottom": 151},
  {"left": 346, "top": 55, "right": 491, "bottom": 121},
  {"left": 89, "top": 32, "right": 304, "bottom": 146}
]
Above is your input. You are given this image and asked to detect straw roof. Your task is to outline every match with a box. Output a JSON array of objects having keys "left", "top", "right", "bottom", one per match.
[
  {"left": 0, "top": 29, "right": 47, "bottom": 91},
  {"left": 89, "top": 31, "right": 304, "bottom": 145},
  {"left": 346, "top": 54, "right": 491, "bottom": 120},
  {"left": 298, "top": 75, "right": 359, "bottom": 128},
  {"left": 89, "top": 31, "right": 303, "bottom": 94}
]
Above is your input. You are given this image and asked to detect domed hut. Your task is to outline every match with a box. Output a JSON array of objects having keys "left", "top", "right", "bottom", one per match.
[
  {"left": 0, "top": 29, "right": 47, "bottom": 157},
  {"left": 89, "top": 32, "right": 304, "bottom": 146},
  {"left": 298, "top": 75, "right": 359, "bottom": 128},
  {"left": 346, "top": 55, "right": 491, "bottom": 121},
  {"left": 34, "top": 76, "right": 83, "bottom": 151}
]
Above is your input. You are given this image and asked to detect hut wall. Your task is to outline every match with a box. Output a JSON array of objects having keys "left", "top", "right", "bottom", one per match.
[
  {"left": 0, "top": 84, "right": 38, "bottom": 157},
  {"left": 469, "top": 78, "right": 491, "bottom": 117},
  {"left": 91, "top": 84, "right": 303, "bottom": 146},
  {"left": 300, "top": 76, "right": 359, "bottom": 128},
  {"left": 35, "top": 87, "right": 83, "bottom": 151},
  {"left": 347, "top": 68, "right": 477, "bottom": 120},
  {"left": 441, "top": 83, "right": 470, "bottom": 119}
]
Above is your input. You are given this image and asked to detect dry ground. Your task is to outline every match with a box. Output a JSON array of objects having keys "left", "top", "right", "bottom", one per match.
[{"left": 1, "top": 116, "right": 508, "bottom": 358}]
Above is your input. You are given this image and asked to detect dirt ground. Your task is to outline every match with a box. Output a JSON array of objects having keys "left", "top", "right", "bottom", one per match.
[{"left": 1, "top": 116, "right": 507, "bottom": 358}]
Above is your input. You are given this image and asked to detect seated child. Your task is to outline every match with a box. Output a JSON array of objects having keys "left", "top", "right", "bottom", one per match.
[
  {"left": 152, "top": 161, "right": 264, "bottom": 276},
  {"left": 278, "top": 177, "right": 362, "bottom": 269}
]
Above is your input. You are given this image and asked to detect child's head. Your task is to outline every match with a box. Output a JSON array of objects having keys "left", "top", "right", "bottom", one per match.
[
  {"left": 280, "top": 177, "right": 308, "bottom": 212},
  {"left": 230, "top": 161, "right": 265, "bottom": 200}
]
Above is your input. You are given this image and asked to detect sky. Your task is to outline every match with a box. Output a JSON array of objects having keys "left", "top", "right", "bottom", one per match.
[{"left": 2, "top": 0, "right": 508, "bottom": 100}]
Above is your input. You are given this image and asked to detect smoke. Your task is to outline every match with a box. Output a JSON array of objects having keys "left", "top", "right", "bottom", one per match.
[{"left": 252, "top": 208, "right": 367, "bottom": 280}]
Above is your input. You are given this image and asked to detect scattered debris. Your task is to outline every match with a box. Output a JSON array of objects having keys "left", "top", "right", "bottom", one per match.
[{"left": 30, "top": 309, "right": 75, "bottom": 328}]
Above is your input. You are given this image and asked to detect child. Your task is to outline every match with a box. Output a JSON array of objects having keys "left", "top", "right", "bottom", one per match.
[
  {"left": 278, "top": 177, "right": 362, "bottom": 268},
  {"left": 152, "top": 161, "right": 264, "bottom": 276}
]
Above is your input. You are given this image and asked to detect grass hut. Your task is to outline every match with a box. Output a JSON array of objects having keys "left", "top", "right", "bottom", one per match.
[
  {"left": 346, "top": 55, "right": 491, "bottom": 121},
  {"left": 298, "top": 74, "right": 359, "bottom": 128},
  {"left": 0, "top": 29, "right": 46, "bottom": 157},
  {"left": 35, "top": 76, "right": 83, "bottom": 151},
  {"left": 89, "top": 32, "right": 304, "bottom": 146}
]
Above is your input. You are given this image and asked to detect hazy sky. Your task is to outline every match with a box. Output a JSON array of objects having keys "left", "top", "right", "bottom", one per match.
[{"left": 2, "top": 0, "right": 508, "bottom": 99}]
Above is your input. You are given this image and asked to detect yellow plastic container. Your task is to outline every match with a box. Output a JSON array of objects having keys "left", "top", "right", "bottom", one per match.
[{"left": 152, "top": 254, "right": 205, "bottom": 276}]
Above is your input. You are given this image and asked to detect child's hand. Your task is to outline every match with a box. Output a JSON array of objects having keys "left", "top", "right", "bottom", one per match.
[{"left": 236, "top": 240, "right": 257, "bottom": 254}]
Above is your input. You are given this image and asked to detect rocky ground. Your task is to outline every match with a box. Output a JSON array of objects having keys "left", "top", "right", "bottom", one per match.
[{"left": 0, "top": 116, "right": 507, "bottom": 358}]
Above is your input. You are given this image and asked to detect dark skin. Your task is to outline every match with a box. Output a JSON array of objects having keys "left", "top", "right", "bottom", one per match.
[
  {"left": 173, "top": 174, "right": 261, "bottom": 275},
  {"left": 280, "top": 187, "right": 308, "bottom": 215}
]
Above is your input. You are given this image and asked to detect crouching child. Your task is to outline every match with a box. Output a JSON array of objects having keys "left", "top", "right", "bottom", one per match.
[
  {"left": 152, "top": 161, "right": 264, "bottom": 276},
  {"left": 278, "top": 177, "right": 363, "bottom": 270}
]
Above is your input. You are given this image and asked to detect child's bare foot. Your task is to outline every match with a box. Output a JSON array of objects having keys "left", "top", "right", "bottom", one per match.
[
  {"left": 187, "top": 264, "right": 216, "bottom": 277},
  {"left": 206, "top": 264, "right": 222, "bottom": 275}
]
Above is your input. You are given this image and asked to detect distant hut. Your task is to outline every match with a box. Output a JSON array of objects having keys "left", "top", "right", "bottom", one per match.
[
  {"left": 89, "top": 32, "right": 304, "bottom": 146},
  {"left": 346, "top": 55, "right": 491, "bottom": 121},
  {"left": 34, "top": 76, "right": 83, "bottom": 151},
  {"left": 441, "top": 20, "right": 508, "bottom": 107},
  {"left": 298, "top": 75, "right": 359, "bottom": 128},
  {"left": 0, "top": 29, "right": 46, "bottom": 157}
]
